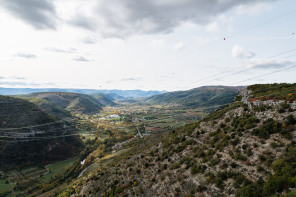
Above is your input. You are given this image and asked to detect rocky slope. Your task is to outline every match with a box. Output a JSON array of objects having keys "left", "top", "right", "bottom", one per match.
[{"left": 65, "top": 84, "right": 296, "bottom": 197}]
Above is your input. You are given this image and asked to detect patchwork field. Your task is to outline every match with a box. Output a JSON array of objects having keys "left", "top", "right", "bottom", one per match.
[{"left": 38, "top": 157, "right": 78, "bottom": 183}]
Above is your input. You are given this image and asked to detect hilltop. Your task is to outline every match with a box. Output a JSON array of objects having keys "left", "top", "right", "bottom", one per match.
[
  {"left": 0, "top": 96, "right": 57, "bottom": 128},
  {"left": 90, "top": 93, "right": 117, "bottom": 106},
  {"left": 145, "top": 86, "right": 242, "bottom": 110},
  {"left": 19, "top": 96, "right": 72, "bottom": 119},
  {"left": 23, "top": 92, "right": 103, "bottom": 114},
  {"left": 63, "top": 83, "right": 296, "bottom": 197}
]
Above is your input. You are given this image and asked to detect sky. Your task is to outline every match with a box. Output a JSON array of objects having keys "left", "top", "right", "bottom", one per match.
[{"left": 0, "top": 0, "right": 295, "bottom": 91}]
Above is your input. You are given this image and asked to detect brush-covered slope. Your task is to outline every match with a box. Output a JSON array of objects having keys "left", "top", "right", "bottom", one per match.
[
  {"left": 68, "top": 83, "right": 296, "bottom": 197},
  {"left": 24, "top": 92, "right": 103, "bottom": 114},
  {"left": 19, "top": 96, "right": 71, "bottom": 119},
  {"left": 145, "top": 86, "right": 242, "bottom": 108},
  {"left": 0, "top": 95, "right": 57, "bottom": 128},
  {"left": 0, "top": 96, "right": 83, "bottom": 169},
  {"left": 90, "top": 93, "right": 117, "bottom": 106}
]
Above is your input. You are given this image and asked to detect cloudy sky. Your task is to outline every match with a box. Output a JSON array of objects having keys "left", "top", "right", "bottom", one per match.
[{"left": 0, "top": 0, "right": 295, "bottom": 91}]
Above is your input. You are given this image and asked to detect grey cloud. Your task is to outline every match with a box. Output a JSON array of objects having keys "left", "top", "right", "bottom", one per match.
[
  {"left": 13, "top": 76, "right": 26, "bottom": 80},
  {"left": 70, "top": 0, "right": 277, "bottom": 37},
  {"left": 0, "top": 0, "right": 57, "bottom": 29},
  {"left": 45, "top": 47, "right": 76, "bottom": 53},
  {"left": 105, "top": 80, "right": 114, "bottom": 84},
  {"left": 252, "top": 60, "right": 294, "bottom": 69},
  {"left": 0, "top": 81, "right": 40, "bottom": 86},
  {"left": 105, "top": 77, "right": 141, "bottom": 83},
  {"left": 0, "top": 76, "right": 26, "bottom": 80},
  {"left": 73, "top": 56, "right": 90, "bottom": 62},
  {"left": 121, "top": 77, "right": 140, "bottom": 81},
  {"left": 0, "top": 81, "right": 57, "bottom": 86},
  {"left": 82, "top": 37, "right": 97, "bottom": 44},
  {"left": 70, "top": 15, "right": 97, "bottom": 31},
  {"left": 15, "top": 53, "right": 37, "bottom": 59}
]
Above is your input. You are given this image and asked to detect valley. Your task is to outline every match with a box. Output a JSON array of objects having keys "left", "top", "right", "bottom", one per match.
[
  {"left": 1, "top": 1, "right": 295, "bottom": 196},
  {"left": 0, "top": 86, "right": 226, "bottom": 196},
  {"left": 0, "top": 84, "right": 295, "bottom": 197}
]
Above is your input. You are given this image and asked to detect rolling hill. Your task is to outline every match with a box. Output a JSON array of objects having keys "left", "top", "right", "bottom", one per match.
[
  {"left": 0, "top": 95, "right": 57, "bottom": 128},
  {"left": 145, "top": 86, "right": 243, "bottom": 109},
  {"left": 0, "top": 96, "right": 83, "bottom": 169},
  {"left": 23, "top": 92, "right": 103, "bottom": 114},
  {"left": 90, "top": 93, "right": 117, "bottom": 106},
  {"left": 18, "top": 96, "right": 72, "bottom": 119}
]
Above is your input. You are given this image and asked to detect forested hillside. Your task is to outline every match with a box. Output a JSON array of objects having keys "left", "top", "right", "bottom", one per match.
[
  {"left": 23, "top": 92, "right": 103, "bottom": 114},
  {"left": 0, "top": 96, "right": 83, "bottom": 169},
  {"left": 145, "top": 86, "right": 242, "bottom": 109}
]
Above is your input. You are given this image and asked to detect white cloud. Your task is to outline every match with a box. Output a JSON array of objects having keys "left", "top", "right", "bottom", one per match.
[
  {"left": 206, "top": 22, "right": 220, "bottom": 33},
  {"left": 172, "top": 42, "right": 185, "bottom": 51},
  {"left": 194, "top": 36, "right": 220, "bottom": 46},
  {"left": 151, "top": 39, "right": 166, "bottom": 49},
  {"left": 236, "top": 2, "right": 272, "bottom": 16},
  {"left": 232, "top": 45, "right": 255, "bottom": 59}
]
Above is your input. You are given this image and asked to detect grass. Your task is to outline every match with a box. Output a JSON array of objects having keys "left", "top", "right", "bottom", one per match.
[
  {"left": 0, "top": 178, "right": 14, "bottom": 194},
  {"left": 38, "top": 157, "right": 78, "bottom": 183}
]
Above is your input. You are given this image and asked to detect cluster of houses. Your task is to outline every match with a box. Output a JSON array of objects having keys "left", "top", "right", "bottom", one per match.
[{"left": 99, "top": 114, "right": 120, "bottom": 120}]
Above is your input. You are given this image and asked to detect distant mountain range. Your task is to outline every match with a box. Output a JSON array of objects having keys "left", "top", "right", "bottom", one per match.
[
  {"left": 0, "top": 87, "right": 166, "bottom": 99},
  {"left": 145, "top": 86, "right": 244, "bottom": 109}
]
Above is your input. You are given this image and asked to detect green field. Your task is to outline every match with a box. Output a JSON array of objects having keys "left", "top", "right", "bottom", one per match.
[
  {"left": 0, "top": 178, "right": 14, "bottom": 194},
  {"left": 38, "top": 157, "right": 78, "bottom": 183}
]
